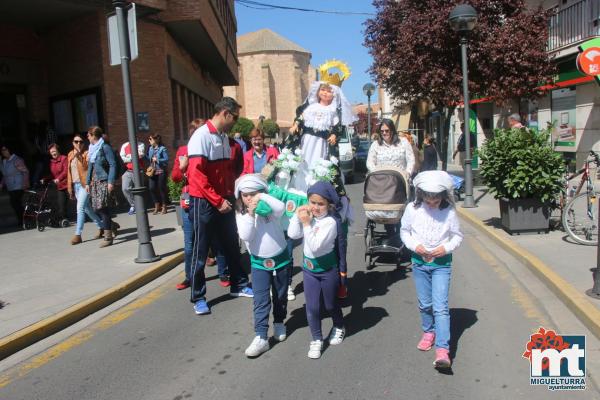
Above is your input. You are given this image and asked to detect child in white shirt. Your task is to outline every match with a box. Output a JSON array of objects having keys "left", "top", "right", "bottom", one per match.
[
  {"left": 235, "top": 174, "right": 291, "bottom": 358},
  {"left": 288, "top": 181, "right": 346, "bottom": 359},
  {"left": 400, "top": 170, "right": 463, "bottom": 369}
]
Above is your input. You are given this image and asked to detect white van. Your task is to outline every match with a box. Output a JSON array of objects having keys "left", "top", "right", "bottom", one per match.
[{"left": 338, "top": 126, "right": 355, "bottom": 182}]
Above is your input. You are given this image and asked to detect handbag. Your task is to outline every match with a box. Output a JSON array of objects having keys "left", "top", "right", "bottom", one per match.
[{"left": 145, "top": 162, "right": 156, "bottom": 177}]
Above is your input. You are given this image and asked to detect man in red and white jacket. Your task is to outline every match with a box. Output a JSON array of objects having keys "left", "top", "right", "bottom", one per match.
[
  {"left": 119, "top": 139, "right": 145, "bottom": 214},
  {"left": 187, "top": 97, "right": 253, "bottom": 314}
]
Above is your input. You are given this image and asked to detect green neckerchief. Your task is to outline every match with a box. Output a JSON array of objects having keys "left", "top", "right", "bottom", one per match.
[{"left": 254, "top": 199, "right": 273, "bottom": 217}]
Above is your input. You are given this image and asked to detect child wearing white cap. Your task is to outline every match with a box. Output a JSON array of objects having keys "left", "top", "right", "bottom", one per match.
[
  {"left": 400, "top": 170, "right": 463, "bottom": 369},
  {"left": 235, "top": 174, "right": 291, "bottom": 358}
]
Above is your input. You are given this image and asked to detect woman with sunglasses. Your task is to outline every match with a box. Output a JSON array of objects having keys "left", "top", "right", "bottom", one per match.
[
  {"left": 147, "top": 134, "right": 169, "bottom": 214},
  {"left": 366, "top": 119, "right": 415, "bottom": 175},
  {"left": 67, "top": 133, "right": 103, "bottom": 245},
  {"left": 366, "top": 119, "right": 415, "bottom": 237}
]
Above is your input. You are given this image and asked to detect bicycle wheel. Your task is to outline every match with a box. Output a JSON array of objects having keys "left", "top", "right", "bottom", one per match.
[{"left": 562, "top": 192, "right": 598, "bottom": 245}]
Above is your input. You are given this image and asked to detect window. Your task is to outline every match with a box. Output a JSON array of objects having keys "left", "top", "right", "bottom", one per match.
[{"left": 50, "top": 88, "right": 102, "bottom": 136}]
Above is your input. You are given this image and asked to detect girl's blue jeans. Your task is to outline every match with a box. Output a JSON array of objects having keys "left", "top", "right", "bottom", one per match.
[
  {"left": 74, "top": 182, "right": 102, "bottom": 235},
  {"left": 412, "top": 263, "right": 451, "bottom": 350}
]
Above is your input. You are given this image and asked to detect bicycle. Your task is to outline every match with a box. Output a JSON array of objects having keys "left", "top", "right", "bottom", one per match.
[{"left": 561, "top": 150, "right": 600, "bottom": 245}]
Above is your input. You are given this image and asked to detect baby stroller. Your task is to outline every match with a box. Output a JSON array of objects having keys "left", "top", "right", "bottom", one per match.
[
  {"left": 22, "top": 183, "right": 68, "bottom": 231},
  {"left": 449, "top": 174, "right": 465, "bottom": 201},
  {"left": 363, "top": 167, "right": 410, "bottom": 269}
]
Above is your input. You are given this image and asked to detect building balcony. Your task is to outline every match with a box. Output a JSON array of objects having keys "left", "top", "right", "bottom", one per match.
[
  {"left": 161, "top": 0, "right": 239, "bottom": 85},
  {"left": 548, "top": 0, "right": 600, "bottom": 56}
]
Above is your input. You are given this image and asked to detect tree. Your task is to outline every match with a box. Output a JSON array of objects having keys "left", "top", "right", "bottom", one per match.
[
  {"left": 353, "top": 111, "right": 379, "bottom": 136},
  {"left": 262, "top": 119, "right": 280, "bottom": 138},
  {"left": 231, "top": 117, "right": 254, "bottom": 138},
  {"left": 364, "top": 0, "right": 555, "bottom": 167}
]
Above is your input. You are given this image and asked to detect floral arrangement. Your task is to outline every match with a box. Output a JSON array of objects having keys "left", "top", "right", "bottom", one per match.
[
  {"left": 311, "top": 156, "right": 339, "bottom": 183},
  {"left": 273, "top": 148, "right": 302, "bottom": 173}
]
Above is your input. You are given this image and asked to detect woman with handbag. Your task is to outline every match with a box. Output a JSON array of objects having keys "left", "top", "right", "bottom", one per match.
[
  {"left": 147, "top": 133, "right": 169, "bottom": 214},
  {"left": 86, "top": 126, "right": 117, "bottom": 248}
]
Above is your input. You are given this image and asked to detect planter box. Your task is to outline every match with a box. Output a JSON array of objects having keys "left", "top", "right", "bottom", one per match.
[
  {"left": 175, "top": 205, "right": 183, "bottom": 226},
  {"left": 499, "top": 198, "right": 550, "bottom": 235}
]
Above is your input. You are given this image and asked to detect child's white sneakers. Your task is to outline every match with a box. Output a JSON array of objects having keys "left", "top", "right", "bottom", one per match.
[
  {"left": 307, "top": 340, "right": 323, "bottom": 359},
  {"left": 245, "top": 336, "right": 269, "bottom": 358},
  {"left": 273, "top": 323, "right": 287, "bottom": 342},
  {"left": 287, "top": 285, "right": 296, "bottom": 301},
  {"left": 328, "top": 327, "right": 345, "bottom": 345}
]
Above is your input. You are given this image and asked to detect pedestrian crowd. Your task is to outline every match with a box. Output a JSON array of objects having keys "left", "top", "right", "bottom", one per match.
[
  {"left": 165, "top": 96, "right": 464, "bottom": 369},
  {"left": 1, "top": 95, "right": 494, "bottom": 370}
]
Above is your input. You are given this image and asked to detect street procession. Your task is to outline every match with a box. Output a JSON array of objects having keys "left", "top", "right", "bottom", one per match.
[{"left": 0, "top": 1, "right": 599, "bottom": 399}]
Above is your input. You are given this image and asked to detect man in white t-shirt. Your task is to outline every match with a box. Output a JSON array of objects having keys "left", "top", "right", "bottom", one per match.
[{"left": 119, "top": 139, "right": 145, "bottom": 214}]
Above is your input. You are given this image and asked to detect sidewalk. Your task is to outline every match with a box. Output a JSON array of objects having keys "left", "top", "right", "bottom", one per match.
[
  {"left": 0, "top": 208, "right": 184, "bottom": 341},
  {"left": 447, "top": 164, "right": 600, "bottom": 336}
]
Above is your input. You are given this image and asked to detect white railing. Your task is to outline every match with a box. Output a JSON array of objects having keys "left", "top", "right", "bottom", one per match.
[{"left": 548, "top": 0, "right": 600, "bottom": 51}]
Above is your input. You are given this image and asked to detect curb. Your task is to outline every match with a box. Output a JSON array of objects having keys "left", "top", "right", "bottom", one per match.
[
  {"left": 457, "top": 208, "right": 600, "bottom": 339},
  {"left": 0, "top": 251, "right": 183, "bottom": 361}
]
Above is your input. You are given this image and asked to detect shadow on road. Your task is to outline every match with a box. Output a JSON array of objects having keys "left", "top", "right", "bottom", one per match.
[
  {"left": 449, "top": 307, "right": 478, "bottom": 361},
  {"left": 343, "top": 268, "right": 407, "bottom": 339},
  {"left": 285, "top": 262, "right": 409, "bottom": 341},
  {"left": 114, "top": 227, "right": 176, "bottom": 244}
]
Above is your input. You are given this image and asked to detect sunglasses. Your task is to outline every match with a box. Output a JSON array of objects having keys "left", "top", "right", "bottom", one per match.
[
  {"left": 73, "top": 140, "right": 84, "bottom": 144},
  {"left": 380, "top": 129, "right": 390, "bottom": 133}
]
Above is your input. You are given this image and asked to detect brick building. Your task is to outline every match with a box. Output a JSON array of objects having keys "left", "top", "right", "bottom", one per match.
[
  {"left": 0, "top": 0, "right": 238, "bottom": 168},
  {"left": 223, "top": 28, "right": 316, "bottom": 131}
]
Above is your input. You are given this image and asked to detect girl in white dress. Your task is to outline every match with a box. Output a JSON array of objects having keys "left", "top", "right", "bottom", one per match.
[{"left": 400, "top": 171, "right": 463, "bottom": 370}]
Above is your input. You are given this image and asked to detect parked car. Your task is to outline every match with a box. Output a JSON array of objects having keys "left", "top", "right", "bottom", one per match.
[
  {"left": 355, "top": 140, "right": 370, "bottom": 171},
  {"left": 338, "top": 126, "right": 355, "bottom": 182}
]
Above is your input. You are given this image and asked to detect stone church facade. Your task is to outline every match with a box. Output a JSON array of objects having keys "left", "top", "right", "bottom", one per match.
[{"left": 224, "top": 29, "right": 316, "bottom": 131}]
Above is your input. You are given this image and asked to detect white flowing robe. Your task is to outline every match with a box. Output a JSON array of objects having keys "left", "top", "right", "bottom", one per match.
[{"left": 293, "top": 102, "right": 339, "bottom": 193}]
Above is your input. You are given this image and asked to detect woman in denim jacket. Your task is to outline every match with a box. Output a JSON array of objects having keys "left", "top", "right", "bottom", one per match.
[
  {"left": 86, "top": 126, "right": 117, "bottom": 248},
  {"left": 147, "top": 134, "right": 169, "bottom": 214}
]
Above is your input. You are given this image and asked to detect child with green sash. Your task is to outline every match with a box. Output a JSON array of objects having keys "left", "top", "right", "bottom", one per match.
[
  {"left": 235, "top": 174, "right": 291, "bottom": 358},
  {"left": 400, "top": 170, "right": 463, "bottom": 370},
  {"left": 288, "top": 181, "right": 346, "bottom": 359}
]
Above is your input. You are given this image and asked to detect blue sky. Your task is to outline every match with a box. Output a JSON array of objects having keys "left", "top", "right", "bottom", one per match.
[{"left": 234, "top": 0, "right": 378, "bottom": 104}]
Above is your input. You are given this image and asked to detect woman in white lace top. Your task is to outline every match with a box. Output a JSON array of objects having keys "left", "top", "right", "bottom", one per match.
[{"left": 366, "top": 119, "right": 415, "bottom": 175}]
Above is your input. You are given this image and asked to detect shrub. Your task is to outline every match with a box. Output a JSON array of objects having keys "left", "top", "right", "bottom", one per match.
[
  {"left": 479, "top": 128, "right": 565, "bottom": 203},
  {"left": 262, "top": 119, "right": 279, "bottom": 138},
  {"left": 231, "top": 117, "right": 255, "bottom": 138},
  {"left": 167, "top": 177, "right": 184, "bottom": 202}
]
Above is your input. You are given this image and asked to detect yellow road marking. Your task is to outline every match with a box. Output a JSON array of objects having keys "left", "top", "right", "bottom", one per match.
[
  {"left": 0, "top": 282, "right": 170, "bottom": 389},
  {"left": 467, "top": 236, "right": 548, "bottom": 325}
]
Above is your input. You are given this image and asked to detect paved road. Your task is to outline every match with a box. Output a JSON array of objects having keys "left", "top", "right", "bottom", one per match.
[{"left": 0, "top": 178, "right": 598, "bottom": 399}]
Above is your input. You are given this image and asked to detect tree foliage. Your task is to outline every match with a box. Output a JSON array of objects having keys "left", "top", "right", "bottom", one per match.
[
  {"left": 353, "top": 111, "right": 380, "bottom": 135},
  {"left": 262, "top": 119, "right": 280, "bottom": 138},
  {"left": 364, "top": 0, "right": 556, "bottom": 107},
  {"left": 231, "top": 117, "right": 255, "bottom": 138}
]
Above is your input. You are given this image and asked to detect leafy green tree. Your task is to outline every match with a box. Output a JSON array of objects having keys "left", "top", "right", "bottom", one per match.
[
  {"left": 262, "top": 119, "right": 280, "bottom": 138},
  {"left": 364, "top": 0, "right": 555, "bottom": 168},
  {"left": 231, "top": 117, "right": 254, "bottom": 138}
]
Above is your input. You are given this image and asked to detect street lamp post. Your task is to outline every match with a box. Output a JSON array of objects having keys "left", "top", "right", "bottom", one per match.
[
  {"left": 363, "top": 83, "right": 376, "bottom": 144},
  {"left": 449, "top": 4, "right": 478, "bottom": 208},
  {"left": 113, "top": 0, "right": 159, "bottom": 263}
]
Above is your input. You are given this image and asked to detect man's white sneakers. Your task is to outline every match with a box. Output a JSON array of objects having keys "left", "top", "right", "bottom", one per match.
[
  {"left": 307, "top": 340, "right": 323, "bottom": 359},
  {"left": 245, "top": 336, "right": 269, "bottom": 357}
]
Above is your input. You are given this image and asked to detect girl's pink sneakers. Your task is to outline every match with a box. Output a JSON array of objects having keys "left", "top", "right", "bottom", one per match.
[
  {"left": 416, "top": 332, "right": 435, "bottom": 351},
  {"left": 434, "top": 348, "right": 451, "bottom": 369}
]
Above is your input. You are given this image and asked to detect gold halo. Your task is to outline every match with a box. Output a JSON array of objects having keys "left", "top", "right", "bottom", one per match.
[{"left": 318, "top": 60, "right": 351, "bottom": 87}]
